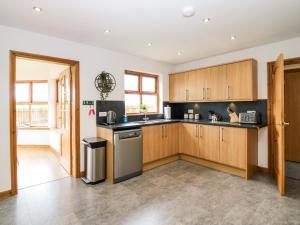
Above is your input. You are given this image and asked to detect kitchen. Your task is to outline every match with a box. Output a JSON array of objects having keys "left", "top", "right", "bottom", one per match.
[{"left": 0, "top": 1, "right": 300, "bottom": 225}]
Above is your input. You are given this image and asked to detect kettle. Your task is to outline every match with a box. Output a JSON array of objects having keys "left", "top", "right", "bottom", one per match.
[{"left": 107, "top": 111, "right": 116, "bottom": 124}]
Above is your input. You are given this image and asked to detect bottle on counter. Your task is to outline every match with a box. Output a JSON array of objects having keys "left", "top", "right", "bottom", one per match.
[{"left": 123, "top": 114, "right": 128, "bottom": 123}]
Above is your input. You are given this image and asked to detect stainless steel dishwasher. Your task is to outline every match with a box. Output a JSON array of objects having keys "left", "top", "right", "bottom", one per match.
[{"left": 114, "top": 129, "right": 143, "bottom": 183}]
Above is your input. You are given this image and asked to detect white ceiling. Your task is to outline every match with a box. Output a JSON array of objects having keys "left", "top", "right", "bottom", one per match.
[
  {"left": 16, "top": 57, "right": 69, "bottom": 80},
  {"left": 1, "top": 0, "right": 300, "bottom": 64}
]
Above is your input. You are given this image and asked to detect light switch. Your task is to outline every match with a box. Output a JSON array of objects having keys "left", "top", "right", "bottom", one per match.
[{"left": 99, "top": 112, "right": 107, "bottom": 117}]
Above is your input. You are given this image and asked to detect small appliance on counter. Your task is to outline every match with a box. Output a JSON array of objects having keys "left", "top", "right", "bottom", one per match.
[
  {"left": 195, "top": 114, "right": 200, "bottom": 120},
  {"left": 239, "top": 111, "right": 258, "bottom": 124},
  {"left": 184, "top": 113, "right": 189, "bottom": 119},
  {"left": 208, "top": 111, "right": 221, "bottom": 121},
  {"left": 164, "top": 105, "right": 172, "bottom": 120},
  {"left": 107, "top": 110, "right": 116, "bottom": 124}
]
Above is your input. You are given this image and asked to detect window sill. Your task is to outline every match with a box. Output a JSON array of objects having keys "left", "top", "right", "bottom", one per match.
[{"left": 17, "top": 127, "right": 49, "bottom": 130}]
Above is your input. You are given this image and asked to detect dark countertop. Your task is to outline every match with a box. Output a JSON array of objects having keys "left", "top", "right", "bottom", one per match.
[{"left": 97, "top": 119, "right": 267, "bottom": 131}]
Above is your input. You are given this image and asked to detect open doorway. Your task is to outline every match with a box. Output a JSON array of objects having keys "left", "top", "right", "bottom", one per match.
[
  {"left": 10, "top": 51, "right": 80, "bottom": 195},
  {"left": 284, "top": 67, "right": 300, "bottom": 182},
  {"left": 268, "top": 56, "right": 300, "bottom": 196}
]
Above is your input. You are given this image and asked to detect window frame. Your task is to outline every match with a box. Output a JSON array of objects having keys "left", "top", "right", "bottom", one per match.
[
  {"left": 124, "top": 70, "right": 159, "bottom": 115},
  {"left": 16, "top": 80, "right": 49, "bottom": 129}
]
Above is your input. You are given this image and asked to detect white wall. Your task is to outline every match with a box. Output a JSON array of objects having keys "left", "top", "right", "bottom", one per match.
[
  {"left": 172, "top": 37, "right": 300, "bottom": 168},
  {"left": 0, "top": 25, "right": 172, "bottom": 192}
]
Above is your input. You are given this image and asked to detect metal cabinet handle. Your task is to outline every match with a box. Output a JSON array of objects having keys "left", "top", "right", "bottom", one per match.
[
  {"left": 221, "top": 128, "right": 224, "bottom": 142},
  {"left": 164, "top": 125, "right": 167, "bottom": 138},
  {"left": 162, "top": 126, "right": 164, "bottom": 138},
  {"left": 186, "top": 89, "right": 189, "bottom": 101},
  {"left": 283, "top": 122, "right": 290, "bottom": 126},
  {"left": 206, "top": 88, "right": 211, "bottom": 99},
  {"left": 199, "top": 126, "right": 203, "bottom": 138},
  {"left": 227, "top": 85, "right": 230, "bottom": 99},
  {"left": 203, "top": 88, "right": 206, "bottom": 99}
]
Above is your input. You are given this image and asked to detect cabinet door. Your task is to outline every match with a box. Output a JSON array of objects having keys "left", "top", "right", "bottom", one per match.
[
  {"left": 179, "top": 123, "right": 199, "bottom": 157},
  {"left": 187, "top": 69, "right": 206, "bottom": 101},
  {"left": 207, "top": 65, "right": 227, "bottom": 100},
  {"left": 169, "top": 72, "right": 188, "bottom": 102},
  {"left": 142, "top": 125, "right": 163, "bottom": 163},
  {"left": 199, "top": 125, "right": 220, "bottom": 162},
  {"left": 219, "top": 127, "right": 247, "bottom": 169},
  {"left": 226, "top": 60, "right": 257, "bottom": 100},
  {"left": 161, "top": 123, "right": 179, "bottom": 158}
]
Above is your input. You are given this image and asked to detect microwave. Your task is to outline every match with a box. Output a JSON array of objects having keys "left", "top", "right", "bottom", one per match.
[{"left": 239, "top": 111, "right": 258, "bottom": 124}]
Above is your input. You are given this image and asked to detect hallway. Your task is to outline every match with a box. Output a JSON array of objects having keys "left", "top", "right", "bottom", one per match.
[{"left": 17, "top": 147, "right": 69, "bottom": 189}]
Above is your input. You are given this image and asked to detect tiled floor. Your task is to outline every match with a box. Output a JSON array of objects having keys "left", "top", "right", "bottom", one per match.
[
  {"left": 286, "top": 160, "right": 300, "bottom": 180},
  {"left": 17, "top": 147, "right": 69, "bottom": 189},
  {"left": 1, "top": 160, "right": 300, "bottom": 225}
]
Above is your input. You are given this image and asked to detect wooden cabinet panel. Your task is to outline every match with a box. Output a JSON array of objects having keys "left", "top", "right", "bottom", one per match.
[
  {"left": 179, "top": 123, "right": 199, "bottom": 157},
  {"left": 188, "top": 69, "right": 207, "bottom": 101},
  {"left": 169, "top": 59, "right": 257, "bottom": 102},
  {"left": 142, "top": 125, "right": 163, "bottom": 163},
  {"left": 226, "top": 60, "right": 257, "bottom": 100},
  {"left": 169, "top": 72, "right": 188, "bottom": 102},
  {"left": 219, "top": 127, "right": 247, "bottom": 169},
  {"left": 207, "top": 65, "right": 227, "bottom": 100},
  {"left": 199, "top": 125, "right": 220, "bottom": 162},
  {"left": 162, "top": 123, "right": 179, "bottom": 158}
]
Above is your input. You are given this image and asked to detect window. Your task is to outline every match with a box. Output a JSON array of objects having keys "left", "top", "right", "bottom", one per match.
[
  {"left": 124, "top": 70, "right": 159, "bottom": 114},
  {"left": 16, "top": 81, "right": 48, "bottom": 128}
]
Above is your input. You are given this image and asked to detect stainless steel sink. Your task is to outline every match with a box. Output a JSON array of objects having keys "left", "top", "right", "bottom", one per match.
[{"left": 135, "top": 119, "right": 170, "bottom": 125}]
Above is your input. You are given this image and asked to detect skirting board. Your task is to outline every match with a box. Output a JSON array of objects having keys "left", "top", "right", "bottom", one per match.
[
  {"left": 0, "top": 190, "right": 11, "bottom": 198},
  {"left": 179, "top": 154, "right": 247, "bottom": 178},
  {"left": 143, "top": 155, "right": 179, "bottom": 171},
  {"left": 257, "top": 166, "right": 269, "bottom": 173}
]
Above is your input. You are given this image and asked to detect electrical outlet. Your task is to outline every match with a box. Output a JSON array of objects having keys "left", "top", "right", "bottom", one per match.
[
  {"left": 99, "top": 112, "right": 107, "bottom": 117},
  {"left": 188, "top": 109, "right": 194, "bottom": 114}
]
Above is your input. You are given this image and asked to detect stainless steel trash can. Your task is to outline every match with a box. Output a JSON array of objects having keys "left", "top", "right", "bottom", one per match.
[{"left": 81, "top": 137, "right": 107, "bottom": 184}]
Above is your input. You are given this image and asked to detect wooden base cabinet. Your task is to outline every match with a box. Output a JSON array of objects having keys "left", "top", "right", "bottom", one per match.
[
  {"left": 200, "top": 125, "right": 220, "bottom": 162},
  {"left": 143, "top": 124, "right": 179, "bottom": 164},
  {"left": 179, "top": 123, "right": 258, "bottom": 178},
  {"left": 219, "top": 127, "right": 247, "bottom": 169},
  {"left": 179, "top": 124, "right": 220, "bottom": 161}
]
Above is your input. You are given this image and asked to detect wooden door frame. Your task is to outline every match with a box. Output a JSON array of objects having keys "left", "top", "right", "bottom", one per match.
[
  {"left": 267, "top": 56, "right": 300, "bottom": 173},
  {"left": 10, "top": 51, "right": 81, "bottom": 195}
]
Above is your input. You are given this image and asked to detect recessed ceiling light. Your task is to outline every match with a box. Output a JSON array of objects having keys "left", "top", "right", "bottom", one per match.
[
  {"left": 182, "top": 6, "right": 196, "bottom": 18},
  {"left": 33, "top": 6, "right": 42, "bottom": 12},
  {"left": 202, "top": 18, "right": 211, "bottom": 23},
  {"left": 147, "top": 42, "right": 152, "bottom": 47},
  {"left": 177, "top": 51, "right": 182, "bottom": 56},
  {"left": 230, "top": 35, "right": 236, "bottom": 40},
  {"left": 104, "top": 29, "right": 111, "bottom": 34}
]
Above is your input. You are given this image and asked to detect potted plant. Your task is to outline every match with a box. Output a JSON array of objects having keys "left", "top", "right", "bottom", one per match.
[
  {"left": 94, "top": 71, "right": 116, "bottom": 100},
  {"left": 139, "top": 103, "right": 149, "bottom": 121}
]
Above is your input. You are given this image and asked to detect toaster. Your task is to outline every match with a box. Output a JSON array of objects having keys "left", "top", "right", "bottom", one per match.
[{"left": 239, "top": 111, "right": 258, "bottom": 124}]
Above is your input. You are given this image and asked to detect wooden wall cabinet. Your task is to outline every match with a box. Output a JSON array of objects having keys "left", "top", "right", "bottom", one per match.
[
  {"left": 143, "top": 123, "right": 179, "bottom": 164},
  {"left": 169, "top": 59, "right": 257, "bottom": 102},
  {"left": 206, "top": 65, "right": 227, "bottom": 101},
  {"left": 226, "top": 60, "right": 257, "bottom": 101},
  {"left": 169, "top": 72, "right": 188, "bottom": 102}
]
